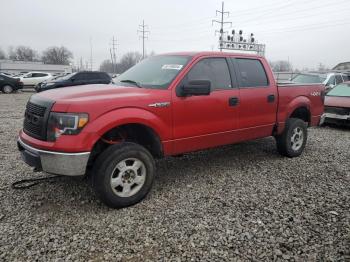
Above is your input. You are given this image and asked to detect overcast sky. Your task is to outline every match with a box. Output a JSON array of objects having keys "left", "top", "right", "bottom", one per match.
[{"left": 2, "top": 0, "right": 350, "bottom": 70}]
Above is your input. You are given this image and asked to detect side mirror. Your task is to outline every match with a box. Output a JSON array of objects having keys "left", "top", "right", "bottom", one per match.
[
  {"left": 71, "top": 78, "right": 75, "bottom": 82},
  {"left": 177, "top": 80, "right": 211, "bottom": 97}
]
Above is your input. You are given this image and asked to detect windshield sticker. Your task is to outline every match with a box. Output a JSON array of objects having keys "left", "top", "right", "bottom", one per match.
[{"left": 161, "top": 64, "right": 183, "bottom": 70}]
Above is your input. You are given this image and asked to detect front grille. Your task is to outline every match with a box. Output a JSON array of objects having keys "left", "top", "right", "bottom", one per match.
[
  {"left": 23, "top": 98, "right": 54, "bottom": 141},
  {"left": 26, "top": 102, "right": 46, "bottom": 117},
  {"left": 325, "top": 106, "right": 350, "bottom": 115}
]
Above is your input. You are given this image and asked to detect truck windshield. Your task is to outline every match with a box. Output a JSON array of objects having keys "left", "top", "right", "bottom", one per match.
[
  {"left": 327, "top": 83, "right": 350, "bottom": 97},
  {"left": 116, "top": 55, "right": 191, "bottom": 89}
]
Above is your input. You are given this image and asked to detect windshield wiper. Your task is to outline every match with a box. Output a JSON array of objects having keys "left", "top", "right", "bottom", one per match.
[{"left": 120, "top": 79, "right": 142, "bottom": 88}]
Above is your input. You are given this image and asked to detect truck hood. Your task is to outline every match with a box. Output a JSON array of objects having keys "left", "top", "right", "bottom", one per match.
[
  {"left": 325, "top": 96, "right": 350, "bottom": 108},
  {"left": 37, "top": 84, "right": 153, "bottom": 102},
  {"left": 34, "top": 84, "right": 171, "bottom": 118}
]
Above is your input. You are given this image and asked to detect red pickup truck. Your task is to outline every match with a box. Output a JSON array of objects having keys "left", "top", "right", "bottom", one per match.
[{"left": 18, "top": 52, "right": 324, "bottom": 208}]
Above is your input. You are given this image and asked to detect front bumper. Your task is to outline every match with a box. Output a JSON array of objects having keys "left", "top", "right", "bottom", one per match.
[
  {"left": 17, "top": 138, "right": 90, "bottom": 176},
  {"left": 321, "top": 113, "right": 350, "bottom": 126}
]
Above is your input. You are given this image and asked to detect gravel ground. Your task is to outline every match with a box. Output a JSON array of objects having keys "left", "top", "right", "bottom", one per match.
[{"left": 0, "top": 92, "right": 349, "bottom": 261}]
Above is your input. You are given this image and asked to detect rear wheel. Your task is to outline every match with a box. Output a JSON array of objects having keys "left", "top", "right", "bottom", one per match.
[
  {"left": 2, "top": 85, "right": 14, "bottom": 94},
  {"left": 92, "top": 142, "right": 155, "bottom": 208},
  {"left": 275, "top": 118, "right": 307, "bottom": 157}
]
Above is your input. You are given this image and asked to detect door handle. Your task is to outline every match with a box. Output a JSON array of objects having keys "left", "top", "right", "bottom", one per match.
[
  {"left": 267, "top": 94, "right": 275, "bottom": 103},
  {"left": 229, "top": 97, "right": 239, "bottom": 106}
]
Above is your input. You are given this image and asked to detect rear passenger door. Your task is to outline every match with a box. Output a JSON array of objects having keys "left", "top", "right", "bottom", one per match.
[{"left": 230, "top": 57, "right": 278, "bottom": 140}]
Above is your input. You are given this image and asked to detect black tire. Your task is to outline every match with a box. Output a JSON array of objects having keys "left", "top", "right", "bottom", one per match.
[
  {"left": 275, "top": 118, "right": 307, "bottom": 158},
  {"left": 92, "top": 142, "right": 155, "bottom": 208}
]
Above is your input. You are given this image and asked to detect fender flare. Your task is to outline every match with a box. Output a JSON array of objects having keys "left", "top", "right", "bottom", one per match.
[
  {"left": 277, "top": 96, "right": 311, "bottom": 134},
  {"left": 286, "top": 96, "right": 311, "bottom": 119}
]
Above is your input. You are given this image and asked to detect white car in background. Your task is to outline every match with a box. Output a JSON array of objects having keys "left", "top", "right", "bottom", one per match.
[
  {"left": 20, "top": 72, "right": 53, "bottom": 87},
  {"left": 291, "top": 72, "right": 349, "bottom": 92}
]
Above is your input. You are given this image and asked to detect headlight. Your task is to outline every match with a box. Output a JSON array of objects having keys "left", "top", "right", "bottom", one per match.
[{"left": 47, "top": 112, "right": 89, "bottom": 141}]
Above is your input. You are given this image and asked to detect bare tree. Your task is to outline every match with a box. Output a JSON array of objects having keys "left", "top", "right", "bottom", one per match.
[
  {"left": 100, "top": 51, "right": 155, "bottom": 74},
  {"left": 317, "top": 63, "right": 329, "bottom": 72},
  {"left": 8, "top": 46, "right": 38, "bottom": 61},
  {"left": 0, "top": 48, "right": 6, "bottom": 59},
  {"left": 99, "top": 59, "right": 114, "bottom": 73},
  {"left": 270, "top": 60, "right": 293, "bottom": 72},
  {"left": 42, "top": 46, "right": 73, "bottom": 65},
  {"left": 117, "top": 52, "right": 142, "bottom": 73}
]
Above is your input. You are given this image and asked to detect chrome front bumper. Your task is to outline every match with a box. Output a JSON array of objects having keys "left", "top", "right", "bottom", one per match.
[{"left": 17, "top": 138, "right": 90, "bottom": 176}]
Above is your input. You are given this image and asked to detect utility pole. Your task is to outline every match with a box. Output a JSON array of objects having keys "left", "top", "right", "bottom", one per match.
[
  {"left": 89, "top": 37, "right": 93, "bottom": 71},
  {"left": 110, "top": 36, "right": 118, "bottom": 73},
  {"left": 212, "top": 2, "right": 232, "bottom": 51},
  {"left": 137, "top": 20, "right": 150, "bottom": 59},
  {"left": 80, "top": 57, "right": 83, "bottom": 71}
]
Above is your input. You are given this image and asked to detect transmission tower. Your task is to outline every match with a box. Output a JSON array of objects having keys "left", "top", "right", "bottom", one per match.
[
  {"left": 212, "top": 2, "right": 232, "bottom": 52},
  {"left": 89, "top": 37, "right": 93, "bottom": 71},
  {"left": 137, "top": 20, "right": 150, "bottom": 59},
  {"left": 110, "top": 36, "right": 118, "bottom": 73}
]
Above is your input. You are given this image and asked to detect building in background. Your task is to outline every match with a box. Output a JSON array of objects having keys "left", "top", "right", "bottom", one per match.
[{"left": 0, "top": 60, "right": 72, "bottom": 74}]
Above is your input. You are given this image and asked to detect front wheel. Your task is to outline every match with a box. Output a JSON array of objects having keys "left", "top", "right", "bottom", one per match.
[
  {"left": 92, "top": 142, "right": 155, "bottom": 208},
  {"left": 275, "top": 118, "right": 307, "bottom": 158}
]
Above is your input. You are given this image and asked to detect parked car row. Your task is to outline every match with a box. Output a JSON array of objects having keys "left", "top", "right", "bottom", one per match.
[
  {"left": 35, "top": 71, "right": 112, "bottom": 92},
  {"left": 0, "top": 70, "right": 113, "bottom": 93}
]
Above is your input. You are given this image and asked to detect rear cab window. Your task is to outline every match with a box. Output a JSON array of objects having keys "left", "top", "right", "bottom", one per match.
[{"left": 232, "top": 58, "right": 269, "bottom": 88}]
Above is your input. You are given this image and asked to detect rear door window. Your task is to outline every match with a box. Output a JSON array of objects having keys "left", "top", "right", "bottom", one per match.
[
  {"left": 74, "top": 73, "right": 87, "bottom": 80},
  {"left": 234, "top": 58, "right": 269, "bottom": 87},
  {"left": 91, "top": 73, "right": 102, "bottom": 80}
]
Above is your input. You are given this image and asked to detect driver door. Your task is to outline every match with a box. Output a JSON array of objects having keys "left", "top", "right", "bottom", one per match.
[{"left": 172, "top": 57, "right": 240, "bottom": 154}]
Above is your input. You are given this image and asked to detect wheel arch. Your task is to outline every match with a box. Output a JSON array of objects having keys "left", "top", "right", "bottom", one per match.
[
  {"left": 275, "top": 96, "right": 312, "bottom": 135},
  {"left": 86, "top": 108, "right": 170, "bottom": 167},
  {"left": 289, "top": 106, "right": 311, "bottom": 124}
]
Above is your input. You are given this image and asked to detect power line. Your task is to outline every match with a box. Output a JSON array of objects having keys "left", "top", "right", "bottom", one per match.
[
  {"left": 212, "top": 2, "right": 232, "bottom": 51},
  {"left": 260, "top": 20, "right": 350, "bottom": 36},
  {"left": 137, "top": 20, "right": 150, "bottom": 59},
  {"left": 237, "top": 0, "right": 350, "bottom": 26}
]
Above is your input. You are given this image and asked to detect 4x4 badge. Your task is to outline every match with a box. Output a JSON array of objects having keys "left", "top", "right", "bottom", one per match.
[{"left": 148, "top": 102, "right": 170, "bottom": 108}]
